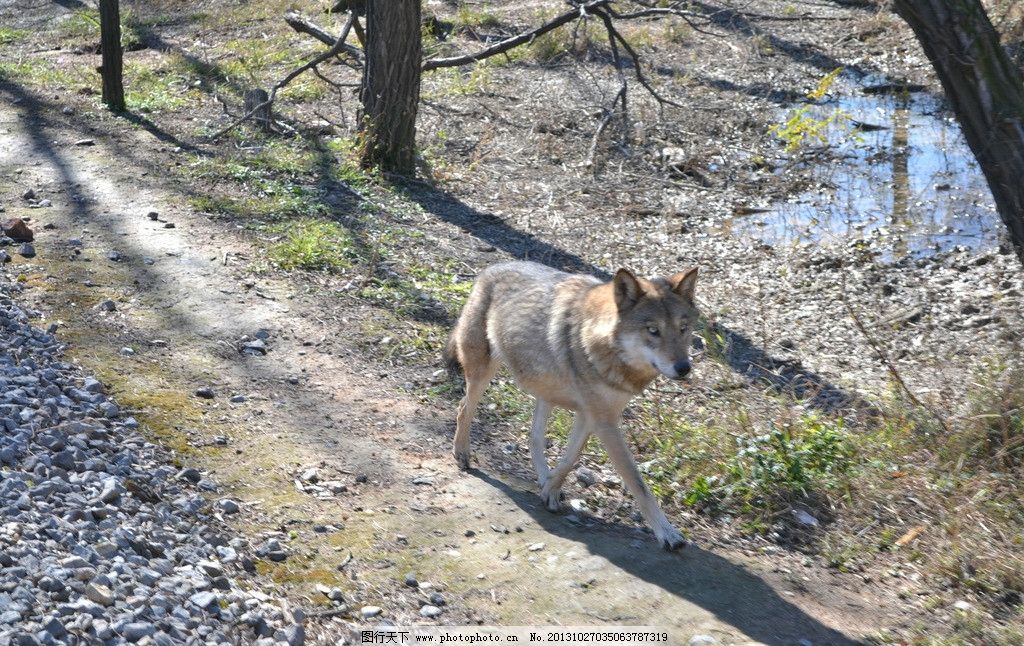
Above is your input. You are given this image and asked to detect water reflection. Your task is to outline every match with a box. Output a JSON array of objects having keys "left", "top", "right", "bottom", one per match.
[{"left": 734, "top": 88, "right": 999, "bottom": 258}]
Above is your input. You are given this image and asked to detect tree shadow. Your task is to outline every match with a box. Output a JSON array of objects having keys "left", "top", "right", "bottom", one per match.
[
  {"left": 401, "top": 184, "right": 858, "bottom": 414},
  {"left": 688, "top": 0, "right": 873, "bottom": 78},
  {"left": 471, "top": 470, "right": 866, "bottom": 645},
  {"left": 0, "top": 77, "right": 404, "bottom": 475}
]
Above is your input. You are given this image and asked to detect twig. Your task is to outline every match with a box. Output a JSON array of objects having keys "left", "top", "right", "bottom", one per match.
[
  {"left": 284, "top": 11, "right": 363, "bottom": 63},
  {"left": 600, "top": 11, "right": 684, "bottom": 109},
  {"left": 585, "top": 95, "right": 622, "bottom": 168},
  {"left": 614, "top": 4, "right": 853, "bottom": 23},
  {"left": 422, "top": 0, "right": 612, "bottom": 71},
  {"left": 840, "top": 284, "right": 952, "bottom": 436},
  {"left": 207, "top": 14, "right": 357, "bottom": 141},
  {"left": 584, "top": 10, "right": 631, "bottom": 167},
  {"left": 610, "top": 2, "right": 728, "bottom": 38}
]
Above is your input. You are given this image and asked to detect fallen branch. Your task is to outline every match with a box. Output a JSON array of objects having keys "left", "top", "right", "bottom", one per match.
[
  {"left": 207, "top": 14, "right": 357, "bottom": 141},
  {"left": 422, "top": 0, "right": 611, "bottom": 71},
  {"left": 284, "top": 10, "right": 363, "bottom": 63}
]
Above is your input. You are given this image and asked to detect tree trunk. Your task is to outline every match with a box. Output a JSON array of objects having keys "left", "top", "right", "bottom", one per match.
[
  {"left": 99, "top": 0, "right": 125, "bottom": 112},
  {"left": 894, "top": 0, "right": 1024, "bottom": 264},
  {"left": 243, "top": 88, "right": 272, "bottom": 131},
  {"left": 358, "top": 0, "right": 421, "bottom": 175}
]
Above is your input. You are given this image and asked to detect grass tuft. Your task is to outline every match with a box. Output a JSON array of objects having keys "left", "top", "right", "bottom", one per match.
[{"left": 267, "top": 219, "right": 356, "bottom": 272}]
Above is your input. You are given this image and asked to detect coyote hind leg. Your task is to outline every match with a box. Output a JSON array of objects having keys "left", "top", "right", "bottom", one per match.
[{"left": 453, "top": 358, "right": 497, "bottom": 470}]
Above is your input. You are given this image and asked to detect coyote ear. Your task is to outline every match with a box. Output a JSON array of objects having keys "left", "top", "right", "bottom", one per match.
[
  {"left": 669, "top": 267, "right": 698, "bottom": 300},
  {"left": 613, "top": 268, "right": 642, "bottom": 311}
]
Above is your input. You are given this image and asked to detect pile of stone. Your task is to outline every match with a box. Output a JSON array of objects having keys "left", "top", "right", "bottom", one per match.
[{"left": 0, "top": 280, "right": 303, "bottom": 645}]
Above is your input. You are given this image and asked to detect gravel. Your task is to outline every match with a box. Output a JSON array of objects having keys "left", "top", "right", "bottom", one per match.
[{"left": 0, "top": 278, "right": 302, "bottom": 644}]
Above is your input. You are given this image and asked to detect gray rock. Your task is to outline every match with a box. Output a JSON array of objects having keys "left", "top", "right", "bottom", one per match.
[
  {"left": 216, "top": 498, "right": 240, "bottom": 514},
  {"left": 0, "top": 610, "right": 21, "bottom": 624},
  {"left": 189, "top": 590, "right": 217, "bottom": 609},
  {"left": 121, "top": 622, "right": 156, "bottom": 642},
  {"left": 83, "top": 377, "right": 105, "bottom": 393},
  {"left": 60, "top": 556, "right": 90, "bottom": 569},
  {"left": 97, "top": 300, "right": 116, "bottom": 312},
  {"left": 85, "top": 583, "right": 114, "bottom": 607},
  {"left": 283, "top": 624, "right": 305, "bottom": 646},
  {"left": 575, "top": 467, "right": 598, "bottom": 487},
  {"left": 240, "top": 339, "right": 268, "bottom": 356},
  {"left": 360, "top": 606, "right": 383, "bottom": 619},
  {"left": 18, "top": 243, "right": 35, "bottom": 258},
  {"left": 197, "top": 560, "right": 223, "bottom": 578},
  {"left": 419, "top": 605, "right": 443, "bottom": 618}
]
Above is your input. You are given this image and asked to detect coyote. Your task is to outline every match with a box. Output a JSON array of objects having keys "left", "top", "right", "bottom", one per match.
[{"left": 445, "top": 261, "right": 699, "bottom": 550}]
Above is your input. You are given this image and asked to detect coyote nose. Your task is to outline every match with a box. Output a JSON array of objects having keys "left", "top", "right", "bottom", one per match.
[{"left": 672, "top": 360, "right": 691, "bottom": 380}]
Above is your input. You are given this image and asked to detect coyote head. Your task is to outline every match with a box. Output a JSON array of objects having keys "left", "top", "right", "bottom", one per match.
[{"left": 613, "top": 267, "right": 699, "bottom": 381}]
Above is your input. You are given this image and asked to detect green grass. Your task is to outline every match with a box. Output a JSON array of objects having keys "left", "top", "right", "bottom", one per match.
[
  {"left": 60, "top": 9, "right": 100, "bottom": 39},
  {"left": 185, "top": 144, "right": 331, "bottom": 221},
  {"left": 455, "top": 5, "right": 502, "bottom": 29},
  {"left": 125, "top": 58, "right": 202, "bottom": 112},
  {"left": 0, "top": 58, "right": 89, "bottom": 89},
  {"left": 267, "top": 219, "right": 357, "bottom": 272},
  {"left": 425, "top": 64, "right": 495, "bottom": 98},
  {"left": 0, "top": 27, "right": 28, "bottom": 45}
]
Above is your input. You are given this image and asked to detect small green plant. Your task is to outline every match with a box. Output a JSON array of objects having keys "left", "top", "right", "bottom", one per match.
[
  {"left": 664, "top": 22, "right": 691, "bottom": 45},
  {"left": 0, "top": 27, "right": 28, "bottom": 45},
  {"left": 455, "top": 5, "right": 501, "bottom": 29},
  {"left": 770, "top": 67, "right": 852, "bottom": 153},
  {"left": 267, "top": 220, "right": 357, "bottom": 272},
  {"left": 432, "top": 63, "right": 493, "bottom": 96},
  {"left": 663, "top": 415, "right": 855, "bottom": 523},
  {"left": 528, "top": 31, "right": 566, "bottom": 63},
  {"left": 124, "top": 60, "right": 198, "bottom": 112},
  {"left": 0, "top": 59, "right": 87, "bottom": 89}
]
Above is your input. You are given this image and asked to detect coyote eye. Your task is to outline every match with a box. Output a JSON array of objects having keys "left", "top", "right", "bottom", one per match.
[{"left": 647, "top": 326, "right": 660, "bottom": 336}]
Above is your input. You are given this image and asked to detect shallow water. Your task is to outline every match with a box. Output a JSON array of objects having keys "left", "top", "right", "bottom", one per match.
[{"left": 733, "top": 85, "right": 1001, "bottom": 258}]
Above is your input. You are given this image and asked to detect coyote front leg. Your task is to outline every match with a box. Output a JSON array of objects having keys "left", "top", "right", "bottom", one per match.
[
  {"left": 529, "top": 399, "right": 554, "bottom": 486},
  {"left": 595, "top": 422, "right": 685, "bottom": 551}
]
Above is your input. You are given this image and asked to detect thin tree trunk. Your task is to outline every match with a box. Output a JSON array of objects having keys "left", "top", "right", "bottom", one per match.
[
  {"left": 358, "top": 0, "right": 421, "bottom": 175},
  {"left": 99, "top": 0, "right": 125, "bottom": 112},
  {"left": 894, "top": 0, "right": 1024, "bottom": 264}
]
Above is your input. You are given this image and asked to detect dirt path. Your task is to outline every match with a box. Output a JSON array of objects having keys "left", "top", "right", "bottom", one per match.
[{"left": 0, "top": 90, "right": 895, "bottom": 644}]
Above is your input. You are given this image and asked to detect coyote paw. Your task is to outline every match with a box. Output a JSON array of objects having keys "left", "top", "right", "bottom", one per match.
[
  {"left": 656, "top": 526, "right": 687, "bottom": 551},
  {"left": 454, "top": 449, "right": 471, "bottom": 471},
  {"left": 539, "top": 485, "right": 563, "bottom": 512}
]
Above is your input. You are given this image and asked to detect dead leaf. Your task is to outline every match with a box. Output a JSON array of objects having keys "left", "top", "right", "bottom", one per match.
[{"left": 895, "top": 525, "right": 925, "bottom": 547}]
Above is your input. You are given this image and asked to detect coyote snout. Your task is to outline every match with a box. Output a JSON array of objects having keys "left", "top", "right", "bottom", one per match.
[
  {"left": 671, "top": 360, "right": 691, "bottom": 379},
  {"left": 445, "top": 261, "right": 700, "bottom": 551}
]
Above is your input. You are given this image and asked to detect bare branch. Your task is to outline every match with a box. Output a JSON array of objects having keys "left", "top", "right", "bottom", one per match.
[
  {"left": 285, "top": 11, "right": 363, "bottom": 62},
  {"left": 207, "top": 14, "right": 357, "bottom": 141},
  {"left": 613, "top": 4, "right": 853, "bottom": 22},
  {"left": 599, "top": 8, "right": 685, "bottom": 109},
  {"left": 422, "top": 0, "right": 612, "bottom": 71}
]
